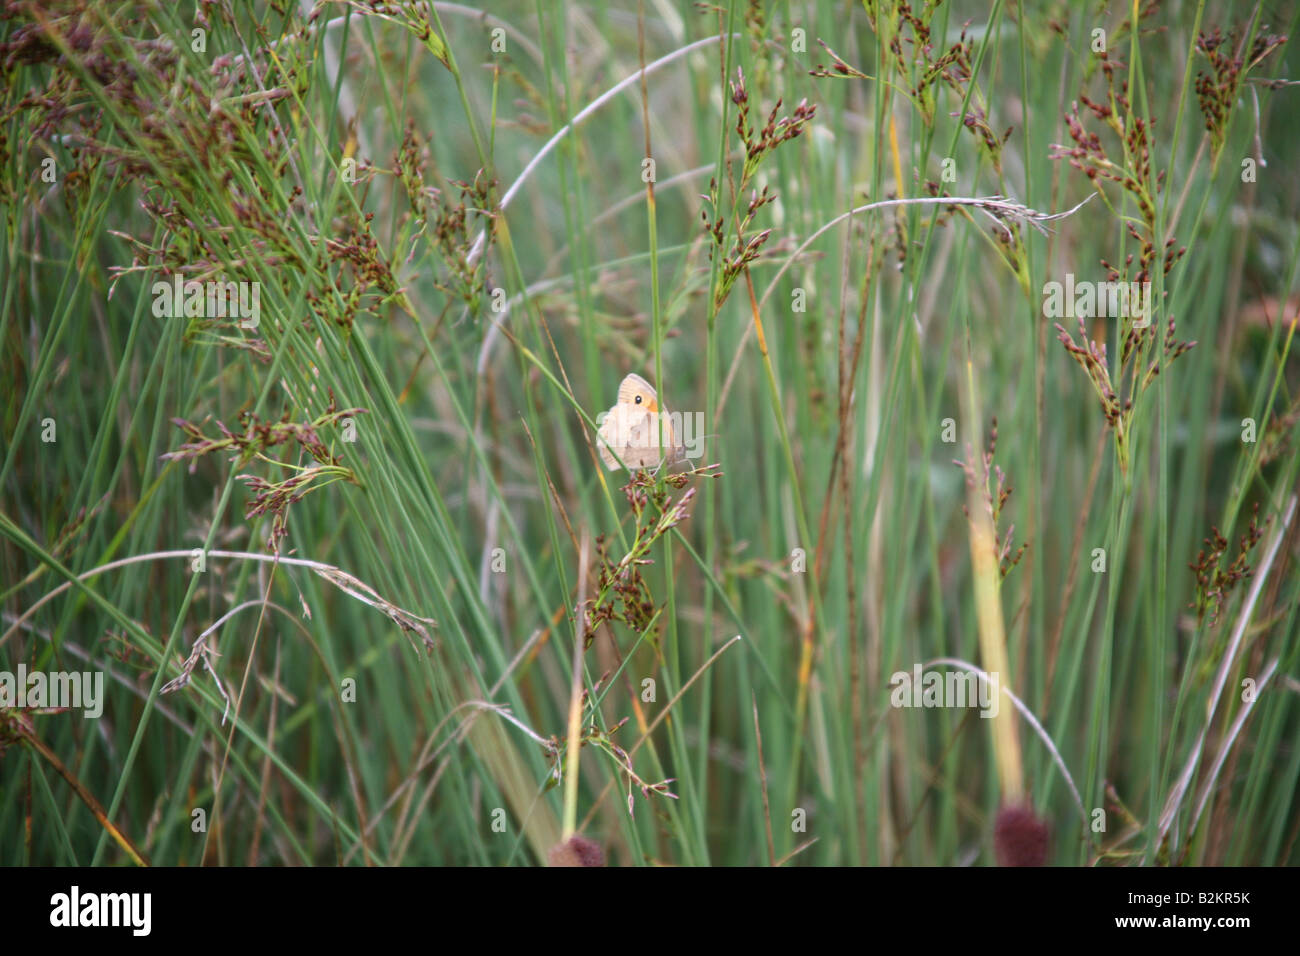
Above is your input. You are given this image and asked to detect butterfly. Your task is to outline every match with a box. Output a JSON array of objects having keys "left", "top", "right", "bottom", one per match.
[{"left": 596, "top": 373, "right": 683, "bottom": 471}]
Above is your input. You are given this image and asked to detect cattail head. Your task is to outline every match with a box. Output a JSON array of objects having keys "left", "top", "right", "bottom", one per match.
[
  {"left": 994, "top": 804, "right": 1050, "bottom": 866},
  {"left": 547, "top": 834, "right": 605, "bottom": 867}
]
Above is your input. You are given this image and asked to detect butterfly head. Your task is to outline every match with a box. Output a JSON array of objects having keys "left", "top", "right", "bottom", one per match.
[{"left": 617, "top": 373, "right": 660, "bottom": 412}]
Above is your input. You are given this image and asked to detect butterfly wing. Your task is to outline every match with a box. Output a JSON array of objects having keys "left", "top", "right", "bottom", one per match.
[
  {"left": 597, "top": 405, "right": 622, "bottom": 470},
  {"left": 622, "top": 406, "right": 657, "bottom": 468}
]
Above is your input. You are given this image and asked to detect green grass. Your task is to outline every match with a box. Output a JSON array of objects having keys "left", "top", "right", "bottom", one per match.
[{"left": 2, "top": 0, "right": 1299, "bottom": 866}]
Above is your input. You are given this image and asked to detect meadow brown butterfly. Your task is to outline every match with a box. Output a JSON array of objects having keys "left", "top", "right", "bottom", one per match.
[{"left": 596, "top": 373, "right": 683, "bottom": 471}]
